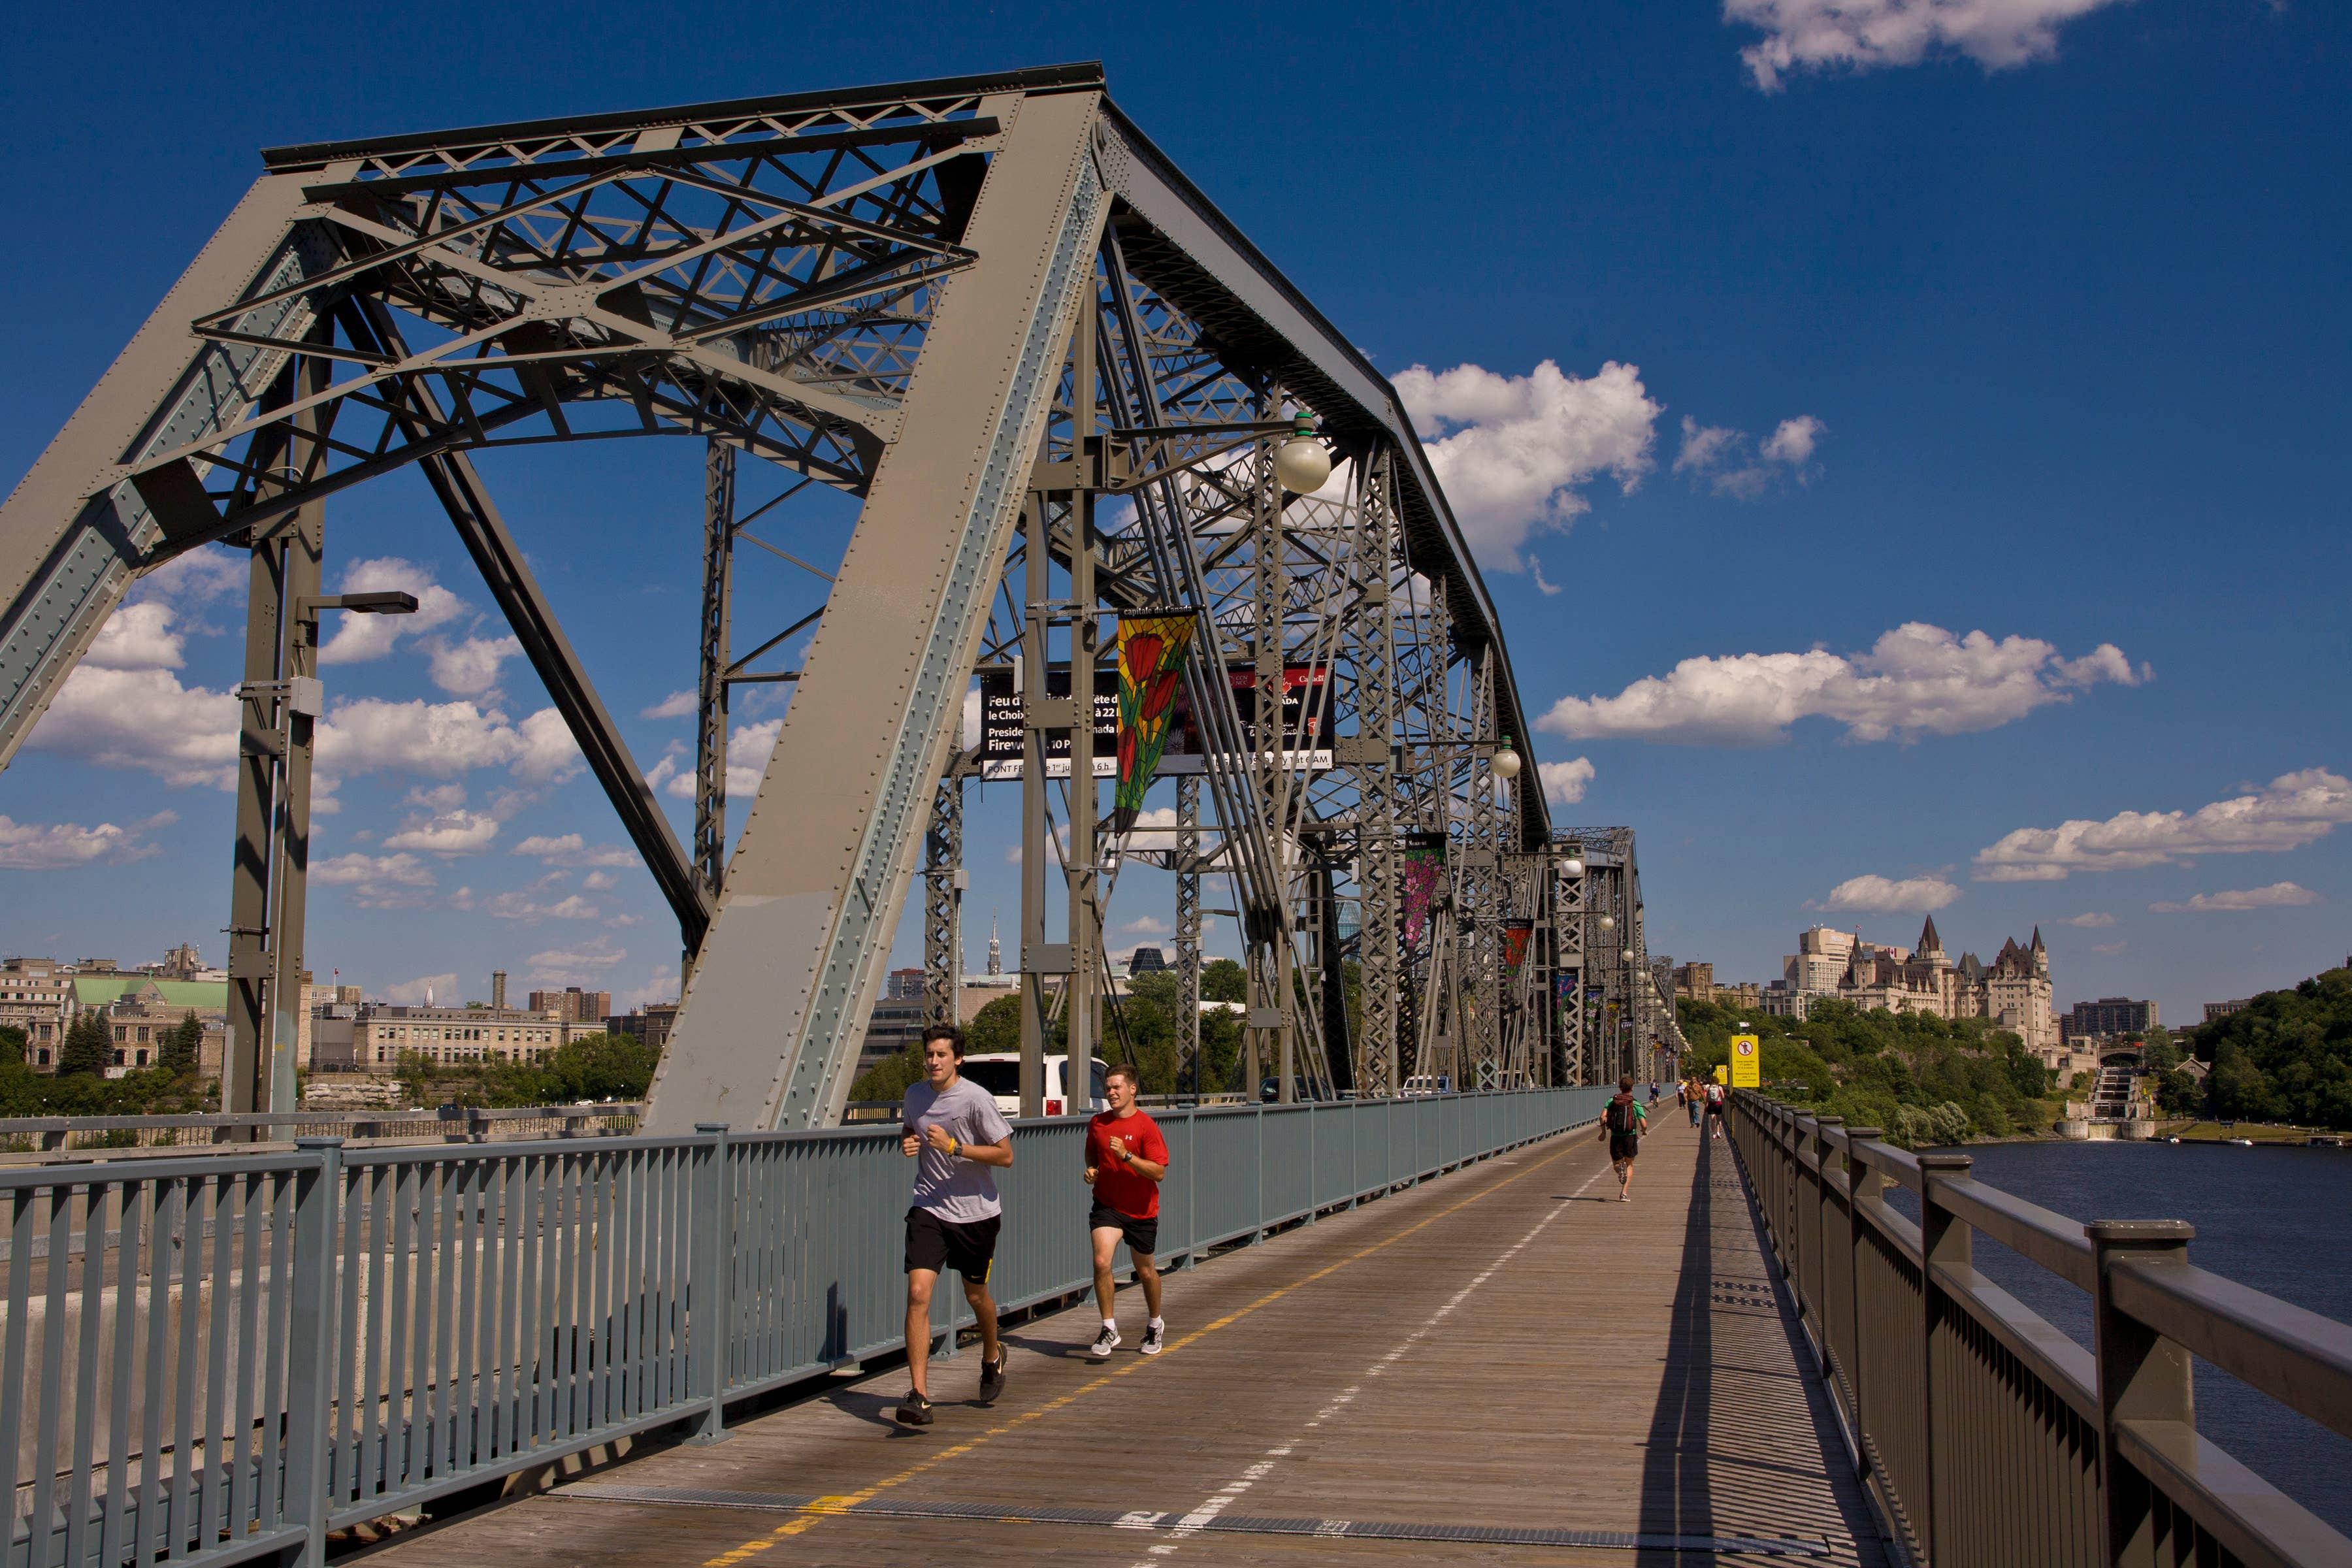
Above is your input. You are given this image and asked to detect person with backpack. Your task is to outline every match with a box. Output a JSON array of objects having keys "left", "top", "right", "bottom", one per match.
[
  {"left": 1704, "top": 1076, "right": 1727, "bottom": 1140},
  {"left": 1601, "top": 1075, "right": 1646, "bottom": 1201}
]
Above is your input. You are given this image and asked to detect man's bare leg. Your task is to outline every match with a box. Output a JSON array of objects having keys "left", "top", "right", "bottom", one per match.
[
  {"left": 904, "top": 1267, "right": 938, "bottom": 1398},
  {"left": 961, "top": 1273, "right": 1002, "bottom": 1366},
  {"left": 1134, "top": 1252, "right": 1163, "bottom": 1320},
  {"left": 1090, "top": 1226, "right": 1124, "bottom": 1320}
]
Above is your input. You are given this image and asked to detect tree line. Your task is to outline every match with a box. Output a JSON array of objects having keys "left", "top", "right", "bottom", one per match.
[
  {"left": 1676, "top": 995, "right": 2058, "bottom": 1147},
  {"left": 0, "top": 1011, "right": 212, "bottom": 1117},
  {"left": 2185, "top": 964, "right": 2352, "bottom": 1130}
]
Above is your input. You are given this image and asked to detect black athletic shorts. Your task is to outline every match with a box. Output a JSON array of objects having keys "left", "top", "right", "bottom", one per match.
[
  {"left": 905, "top": 1207, "right": 1001, "bottom": 1279},
  {"left": 1609, "top": 1133, "right": 1641, "bottom": 1162},
  {"left": 1088, "top": 1201, "right": 1159, "bottom": 1258}
]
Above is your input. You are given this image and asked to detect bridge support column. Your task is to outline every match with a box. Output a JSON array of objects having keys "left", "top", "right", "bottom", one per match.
[
  {"left": 1177, "top": 776, "right": 1202, "bottom": 1093},
  {"left": 924, "top": 776, "right": 963, "bottom": 1029},
  {"left": 645, "top": 88, "right": 1109, "bottom": 1132}
]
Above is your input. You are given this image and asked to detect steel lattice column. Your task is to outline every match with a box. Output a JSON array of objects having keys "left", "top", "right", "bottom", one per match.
[
  {"left": 694, "top": 440, "right": 736, "bottom": 904},
  {"left": 1177, "top": 774, "right": 1201, "bottom": 1091},
  {"left": 924, "top": 776, "right": 963, "bottom": 1028},
  {"left": 1350, "top": 449, "right": 1401, "bottom": 1095},
  {"left": 1463, "top": 645, "right": 1503, "bottom": 1085}
]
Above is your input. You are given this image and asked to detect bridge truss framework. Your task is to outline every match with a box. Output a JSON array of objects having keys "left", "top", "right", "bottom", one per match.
[{"left": 0, "top": 65, "right": 1678, "bottom": 1127}]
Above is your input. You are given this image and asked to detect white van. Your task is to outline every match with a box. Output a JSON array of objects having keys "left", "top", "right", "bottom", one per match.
[
  {"left": 1401, "top": 1074, "right": 1455, "bottom": 1097},
  {"left": 956, "top": 1053, "right": 1110, "bottom": 1119}
]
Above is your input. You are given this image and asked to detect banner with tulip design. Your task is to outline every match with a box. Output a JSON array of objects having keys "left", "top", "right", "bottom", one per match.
[{"left": 1114, "top": 610, "right": 1200, "bottom": 833}]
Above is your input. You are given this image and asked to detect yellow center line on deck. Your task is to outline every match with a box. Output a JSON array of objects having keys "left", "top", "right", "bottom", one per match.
[{"left": 692, "top": 1129, "right": 1595, "bottom": 1563}]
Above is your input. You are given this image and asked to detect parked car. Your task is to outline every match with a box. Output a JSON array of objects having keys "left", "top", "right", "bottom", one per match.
[
  {"left": 1401, "top": 1074, "right": 1455, "bottom": 1096},
  {"left": 956, "top": 1053, "right": 1109, "bottom": 1118}
]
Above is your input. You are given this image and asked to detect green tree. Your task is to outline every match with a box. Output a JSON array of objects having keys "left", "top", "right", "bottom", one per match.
[
  {"left": 57, "top": 1013, "right": 112, "bottom": 1077},
  {"left": 0, "top": 1024, "right": 24, "bottom": 1067},
  {"left": 161, "top": 1010, "right": 203, "bottom": 1076},
  {"left": 2154, "top": 1069, "right": 2204, "bottom": 1117},
  {"left": 1201, "top": 958, "right": 1247, "bottom": 1004},
  {"left": 2141, "top": 1027, "right": 2180, "bottom": 1072}
]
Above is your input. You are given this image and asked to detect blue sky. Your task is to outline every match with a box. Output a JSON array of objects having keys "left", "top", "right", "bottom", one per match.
[{"left": 3, "top": 0, "right": 2347, "bottom": 1024}]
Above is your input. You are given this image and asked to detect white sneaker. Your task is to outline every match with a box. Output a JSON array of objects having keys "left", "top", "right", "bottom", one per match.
[
  {"left": 1090, "top": 1324, "right": 1122, "bottom": 1359},
  {"left": 1140, "top": 1321, "right": 1165, "bottom": 1356}
]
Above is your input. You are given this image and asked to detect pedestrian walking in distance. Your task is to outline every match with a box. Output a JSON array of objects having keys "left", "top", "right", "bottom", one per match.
[
  {"left": 896, "top": 1026, "right": 1015, "bottom": 1426},
  {"left": 1685, "top": 1076, "right": 1703, "bottom": 1128},
  {"left": 1603, "top": 1075, "right": 1647, "bottom": 1201},
  {"left": 1085, "top": 1063, "right": 1172, "bottom": 1358},
  {"left": 1705, "top": 1076, "right": 1727, "bottom": 1140}
]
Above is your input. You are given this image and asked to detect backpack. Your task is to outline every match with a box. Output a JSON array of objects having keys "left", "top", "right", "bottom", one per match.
[
  {"left": 1707, "top": 1083, "right": 1725, "bottom": 1107},
  {"left": 1606, "top": 1096, "right": 1641, "bottom": 1135}
]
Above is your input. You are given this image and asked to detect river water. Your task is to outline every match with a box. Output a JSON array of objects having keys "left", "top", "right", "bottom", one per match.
[{"left": 1897, "top": 1139, "right": 2352, "bottom": 1539}]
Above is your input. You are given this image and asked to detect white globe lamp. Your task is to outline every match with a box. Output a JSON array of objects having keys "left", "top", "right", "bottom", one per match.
[
  {"left": 1561, "top": 857, "right": 1584, "bottom": 877},
  {"left": 1273, "top": 416, "right": 1331, "bottom": 494},
  {"left": 1490, "top": 736, "right": 1522, "bottom": 781},
  {"left": 1597, "top": 913, "right": 1616, "bottom": 932}
]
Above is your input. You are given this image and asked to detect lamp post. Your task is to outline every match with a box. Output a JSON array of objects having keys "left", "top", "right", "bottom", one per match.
[{"left": 238, "top": 589, "right": 417, "bottom": 1126}]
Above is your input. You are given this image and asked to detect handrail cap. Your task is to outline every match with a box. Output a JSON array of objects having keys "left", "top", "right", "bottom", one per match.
[
  {"left": 1918, "top": 1152, "right": 1974, "bottom": 1171},
  {"left": 2089, "top": 1219, "right": 2196, "bottom": 1244}
]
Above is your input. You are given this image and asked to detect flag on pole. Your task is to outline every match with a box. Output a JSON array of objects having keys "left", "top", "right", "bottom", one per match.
[
  {"left": 1114, "top": 610, "right": 1199, "bottom": 833},
  {"left": 1400, "top": 830, "right": 1448, "bottom": 958}
]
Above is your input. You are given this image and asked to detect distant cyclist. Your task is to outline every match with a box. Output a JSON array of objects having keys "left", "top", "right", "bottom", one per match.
[
  {"left": 1602, "top": 1075, "right": 1647, "bottom": 1201},
  {"left": 1084, "top": 1064, "right": 1172, "bottom": 1358}
]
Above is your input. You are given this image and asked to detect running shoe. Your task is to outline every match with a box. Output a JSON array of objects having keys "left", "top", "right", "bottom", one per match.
[
  {"left": 978, "top": 1354, "right": 1006, "bottom": 1405},
  {"left": 1090, "top": 1324, "right": 1122, "bottom": 1360},
  {"left": 895, "top": 1390, "right": 934, "bottom": 1426},
  {"left": 1139, "top": 1321, "right": 1165, "bottom": 1357}
]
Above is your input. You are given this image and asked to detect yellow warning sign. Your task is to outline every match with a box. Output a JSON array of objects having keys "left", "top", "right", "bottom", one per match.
[{"left": 1730, "top": 1034, "right": 1761, "bottom": 1089}]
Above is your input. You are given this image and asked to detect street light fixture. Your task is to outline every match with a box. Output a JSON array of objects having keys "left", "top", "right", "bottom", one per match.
[
  {"left": 1560, "top": 856, "right": 1584, "bottom": 877},
  {"left": 1597, "top": 913, "right": 1616, "bottom": 932},
  {"left": 1273, "top": 414, "right": 1331, "bottom": 493},
  {"left": 1490, "top": 735, "right": 1522, "bottom": 781}
]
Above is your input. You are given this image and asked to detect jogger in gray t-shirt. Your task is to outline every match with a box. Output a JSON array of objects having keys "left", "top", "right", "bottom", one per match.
[{"left": 895, "top": 1026, "right": 1016, "bottom": 1426}]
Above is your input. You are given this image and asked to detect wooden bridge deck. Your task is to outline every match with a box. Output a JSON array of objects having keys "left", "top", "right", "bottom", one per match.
[{"left": 350, "top": 1113, "right": 1889, "bottom": 1565}]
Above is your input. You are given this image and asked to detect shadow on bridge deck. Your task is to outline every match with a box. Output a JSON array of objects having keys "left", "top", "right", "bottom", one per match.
[{"left": 344, "top": 1116, "right": 1889, "bottom": 1566}]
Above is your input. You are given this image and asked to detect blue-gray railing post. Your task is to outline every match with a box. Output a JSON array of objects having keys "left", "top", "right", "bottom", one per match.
[
  {"left": 1917, "top": 1151, "right": 1973, "bottom": 1567},
  {"left": 689, "top": 1124, "right": 732, "bottom": 1444},
  {"left": 2091, "top": 1220, "right": 2197, "bottom": 1568},
  {"left": 283, "top": 1137, "right": 344, "bottom": 1567}
]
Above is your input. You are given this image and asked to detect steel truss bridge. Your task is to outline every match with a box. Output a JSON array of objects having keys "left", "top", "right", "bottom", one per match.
[{"left": 0, "top": 63, "right": 1686, "bottom": 1130}]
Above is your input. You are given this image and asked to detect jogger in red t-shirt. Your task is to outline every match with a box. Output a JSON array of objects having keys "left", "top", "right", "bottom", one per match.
[{"left": 1083, "top": 1064, "right": 1171, "bottom": 1358}]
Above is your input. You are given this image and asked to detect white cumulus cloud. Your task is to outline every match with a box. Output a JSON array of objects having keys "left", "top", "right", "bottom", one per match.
[
  {"left": 312, "top": 851, "right": 436, "bottom": 887},
  {"left": 1392, "top": 359, "right": 1661, "bottom": 570},
  {"left": 1820, "top": 874, "right": 1961, "bottom": 912},
  {"left": 1538, "top": 757, "right": 1595, "bottom": 806},
  {"left": 661, "top": 719, "right": 780, "bottom": 798},
  {"left": 1673, "top": 413, "right": 1825, "bottom": 498},
  {"left": 2150, "top": 883, "right": 2321, "bottom": 915},
  {"left": 85, "top": 601, "right": 187, "bottom": 670},
  {"left": 1725, "top": 0, "right": 2134, "bottom": 91},
  {"left": 641, "top": 690, "right": 697, "bottom": 721},
  {"left": 0, "top": 810, "right": 176, "bottom": 870},
  {"left": 1539, "top": 621, "right": 2145, "bottom": 746},
  {"left": 1975, "top": 770, "right": 2352, "bottom": 882},
  {"left": 525, "top": 938, "right": 629, "bottom": 985},
  {"left": 315, "top": 698, "right": 581, "bottom": 785},
  {"left": 512, "top": 833, "right": 641, "bottom": 868},
  {"left": 425, "top": 634, "right": 523, "bottom": 698},
  {"left": 2057, "top": 911, "right": 2115, "bottom": 928},
  {"left": 382, "top": 809, "right": 502, "bottom": 856},
  {"left": 25, "top": 665, "right": 240, "bottom": 788}
]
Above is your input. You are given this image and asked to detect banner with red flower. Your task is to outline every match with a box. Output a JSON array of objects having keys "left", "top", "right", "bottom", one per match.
[{"left": 1114, "top": 611, "right": 1198, "bottom": 832}]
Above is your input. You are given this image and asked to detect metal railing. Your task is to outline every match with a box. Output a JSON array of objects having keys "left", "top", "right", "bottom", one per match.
[
  {"left": 0, "top": 1105, "right": 645, "bottom": 1159},
  {"left": 3, "top": 1086, "right": 1605, "bottom": 1567},
  {"left": 1728, "top": 1090, "right": 2352, "bottom": 1567}
]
